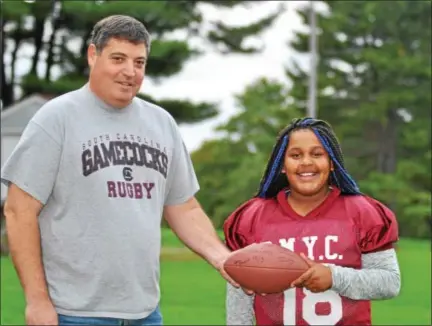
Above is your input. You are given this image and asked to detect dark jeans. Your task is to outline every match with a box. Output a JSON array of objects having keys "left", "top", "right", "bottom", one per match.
[{"left": 58, "top": 305, "right": 163, "bottom": 326}]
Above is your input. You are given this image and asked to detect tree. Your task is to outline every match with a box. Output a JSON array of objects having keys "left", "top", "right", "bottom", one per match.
[
  {"left": 191, "top": 138, "right": 249, "bottom": 227},
  {"left": 192, "top": 1, "right": 431, "bottom": 237},
  {"left": 2, "top": 0, "right": 283, "bottom": 124},
  {"left": 286, "top": 0, "right": 431, "bottom": 237},
  {"left": 191, "top": 78, "right": 299, "bottom": 227}
]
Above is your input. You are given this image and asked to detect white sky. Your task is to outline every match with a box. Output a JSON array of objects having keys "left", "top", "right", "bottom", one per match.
[{"left": 143, "top": 1, "right": 309, "bottom": 151}]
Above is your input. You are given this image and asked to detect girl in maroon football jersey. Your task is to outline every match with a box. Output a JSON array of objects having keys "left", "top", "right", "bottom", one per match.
[{"left": 224, "top": 117, "right": 401, "bottom": 326}]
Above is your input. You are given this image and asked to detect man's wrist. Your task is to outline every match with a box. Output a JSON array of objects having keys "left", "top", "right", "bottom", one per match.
[
  {"left": 25, "top": 289, "right": 51, "bottom": 305},
  {"left": 206, "top": 244, "right": 231, "bottom": 270}
]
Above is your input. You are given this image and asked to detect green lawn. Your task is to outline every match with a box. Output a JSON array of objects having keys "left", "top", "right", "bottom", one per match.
[{"left": 1, "top": 229, "right": 431, "bottom": 325}]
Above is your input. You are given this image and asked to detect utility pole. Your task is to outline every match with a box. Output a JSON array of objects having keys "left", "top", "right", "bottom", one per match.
[{"left": 307, "top": 1, "right": 318, "bottom": 118}]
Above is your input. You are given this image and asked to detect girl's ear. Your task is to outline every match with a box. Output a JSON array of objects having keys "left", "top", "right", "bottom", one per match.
[{"left": 330, "top": 161, "right": 334, "bottom": 171}]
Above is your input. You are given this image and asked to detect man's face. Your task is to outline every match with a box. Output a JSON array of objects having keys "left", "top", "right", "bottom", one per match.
[{"left": 87, "top": 37, "right": 147, "bottom": 108}]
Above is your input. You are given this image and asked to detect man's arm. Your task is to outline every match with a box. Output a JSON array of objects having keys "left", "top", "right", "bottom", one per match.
[
  {"left": 163, "top": 197, "right": 231, "bottom": 271},
  {"left": 1, "top": 105, "right": 62, "bottom": 325},
  {"left": 4, "top": 184, "right": 50, "bottom": 304}
]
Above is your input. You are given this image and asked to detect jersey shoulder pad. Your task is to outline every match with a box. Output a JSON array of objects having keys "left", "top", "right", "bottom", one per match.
[
  {"left": 347, "top": 195, "right": 399, "bottom": 253},
  {"left": 223, "top": 197, "right": 268, "bottom": 250}
]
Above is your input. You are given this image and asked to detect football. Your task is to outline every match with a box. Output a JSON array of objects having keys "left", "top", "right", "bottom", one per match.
[{"left": 224, "top": 243, "right": 309, "bottom": 294}]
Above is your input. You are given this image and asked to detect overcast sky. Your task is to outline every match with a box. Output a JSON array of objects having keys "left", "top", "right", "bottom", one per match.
[{"left": 143, "top": 1, "right": 308, "bottom": 151}]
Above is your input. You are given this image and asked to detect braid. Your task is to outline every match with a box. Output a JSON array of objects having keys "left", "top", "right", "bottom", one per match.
[
  {"left": 256, "top": 118, "right": 304, "bottom": 198},
  {"left": 256, "top": 117, "right": 361, "bottom": 198}
]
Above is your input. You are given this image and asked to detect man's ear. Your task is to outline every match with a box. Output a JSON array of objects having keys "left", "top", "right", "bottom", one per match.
[{"left": 87, "top": 44, "right": 98, "bottom": 68}]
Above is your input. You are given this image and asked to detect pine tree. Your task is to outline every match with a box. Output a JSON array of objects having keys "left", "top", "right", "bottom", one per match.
[{"left": 2, "top": 0, "right": 283, "bottom": 123}]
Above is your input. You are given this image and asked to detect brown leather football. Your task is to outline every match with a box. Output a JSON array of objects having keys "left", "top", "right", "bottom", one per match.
[{"left": 224, "top": 243, "right": 309, "bottom": 294}]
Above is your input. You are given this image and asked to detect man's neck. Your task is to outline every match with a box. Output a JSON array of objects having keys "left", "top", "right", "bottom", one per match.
[{"left": 87, "top": 82, "right": 130, "bottom": 109}]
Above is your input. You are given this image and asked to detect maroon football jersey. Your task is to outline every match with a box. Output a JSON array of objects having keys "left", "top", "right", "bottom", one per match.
[{"left": 224, "top": 187, "right": 398, "bottom": 326}]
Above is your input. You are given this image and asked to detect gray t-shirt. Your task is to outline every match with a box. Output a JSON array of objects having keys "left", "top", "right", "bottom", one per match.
[{"left": 1, "top": 84, "right": 200, "bottom": 319}]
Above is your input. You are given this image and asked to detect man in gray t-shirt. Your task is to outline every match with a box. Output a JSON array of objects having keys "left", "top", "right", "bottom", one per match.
[{"left": 1, "top": 15, "right": 238, "bottom": 326}]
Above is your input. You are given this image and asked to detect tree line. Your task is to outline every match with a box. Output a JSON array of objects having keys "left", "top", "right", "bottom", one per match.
[
  {"left": 2, "top": 1, "right": 431, "bottom": 239},
  {"left": 2, "top": 0, "right": 282, "bottom": 119},
  {"left": 192, "top": 1, "right": 431, "bottom": 239}
]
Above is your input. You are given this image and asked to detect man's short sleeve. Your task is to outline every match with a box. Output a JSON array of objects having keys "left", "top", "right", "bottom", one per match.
[
  {"left": 164, "top": 120, "right": 199, "bottom": 206},
  {"left": 1, "top": 104, "right": 63, "bottom": 205}
]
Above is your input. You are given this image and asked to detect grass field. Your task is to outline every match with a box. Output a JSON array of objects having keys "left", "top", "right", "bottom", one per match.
[{"left": 1, "top": 229, "right": 431, "bottom": 325}]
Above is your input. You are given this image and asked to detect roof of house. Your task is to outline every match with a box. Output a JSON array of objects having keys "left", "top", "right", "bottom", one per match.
[{"left": 1, "top": 94, "right": 50, "bottom": 135}]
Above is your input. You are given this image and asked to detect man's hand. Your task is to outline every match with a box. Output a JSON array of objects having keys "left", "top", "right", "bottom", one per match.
[
  {"left": 25, "top": 299, "right": 58, "bottom": 326},
  {"left": 290, "top": 253, "right": 333, "bottom": 293},
  {"left": 214, "top": 251, "right": 256, "bottom": 296},
  {"left": 213, "top": 252, "right": 240, "bottom": 288},
  {"left": 164, "top": 197, "right": 256, "bottom": 295},
  {"left": 163, "top": 198, "right": 259, "bottom": 296}
]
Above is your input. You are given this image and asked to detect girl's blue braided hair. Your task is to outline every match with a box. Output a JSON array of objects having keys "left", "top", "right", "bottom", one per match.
[{"left": 256, "top": 117, "right": 361, "bottom": 198}]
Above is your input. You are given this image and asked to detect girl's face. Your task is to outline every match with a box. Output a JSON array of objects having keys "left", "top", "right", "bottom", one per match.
[{"left": 283, "top": 129, "right": 332, "bottom": 197}]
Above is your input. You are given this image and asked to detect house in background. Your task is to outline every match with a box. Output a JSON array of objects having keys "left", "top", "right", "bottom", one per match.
[{"left": 1, "top": 94, "right": 50, "bottom": 203}]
